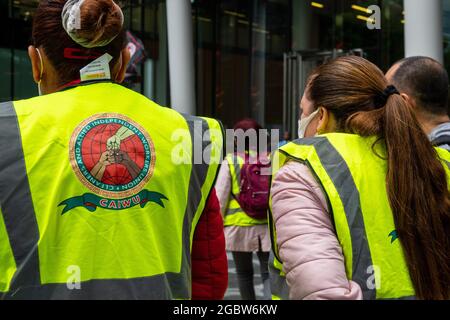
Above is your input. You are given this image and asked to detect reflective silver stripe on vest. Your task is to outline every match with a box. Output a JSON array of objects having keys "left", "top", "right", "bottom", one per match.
[
  {"left": 5, "top": 273, "right": 189, "bottom": 300},
  {"left": 180, "top": 114, "right": 214, "bottom": 298},
  {"left": 227, "top": 154, "right": 242, "bottom": 194},
  {"left": 445, "top": 160, "right": 450, "bottom": 170},
  {"left": 232, "top": 155, "right": 242, "bottom": 182},
  {"left": 268, "top": 252, "right": 289, "bottom": 300},
  {"left": 224, "top": 155, "right": 242, "bottom": 218},
  {"left": 226, "top": 208, "right": 242, "bottom": 216},
  {"left": 292, "top": 137, "right": 376, "bottom": 300},
  {"left": 0, "top": 102, "right": 42, "bottom": 297},
  {"left": 0, "top": 106, "right": 215, "bottom": 300},
  {"left": 380, "top": 296, "right": 416, "bottom": 300}
]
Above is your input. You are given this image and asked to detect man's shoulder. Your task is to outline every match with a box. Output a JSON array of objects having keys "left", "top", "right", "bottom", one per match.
[
  {"left": 430, "top": 122, "right": 450, "bottom": 135},
  {"left": 430, "top": 122, "right": 450, "bottom": 151}
]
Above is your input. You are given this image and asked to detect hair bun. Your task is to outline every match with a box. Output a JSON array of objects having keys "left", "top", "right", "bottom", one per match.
[{"left": 62, "top": 0, "right": 124, "bottom": 48}]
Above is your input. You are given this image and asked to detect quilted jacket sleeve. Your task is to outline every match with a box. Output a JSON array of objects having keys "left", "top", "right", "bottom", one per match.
[
  {"left": 191, "top": 189, "right": 228, "bottom": 300},
  {"left": 214, "top": 157, "right": 231, "bottom": 217}
]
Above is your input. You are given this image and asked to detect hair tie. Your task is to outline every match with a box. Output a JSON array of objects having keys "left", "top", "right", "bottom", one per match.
[
  {"left": 374, "top": 85, "right": 400, "bottom": 109},
  {"left": 383, "top": 85, "right": 400, "bottom": 97}
]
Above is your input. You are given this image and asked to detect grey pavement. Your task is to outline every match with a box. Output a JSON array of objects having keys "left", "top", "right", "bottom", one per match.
[{"left": 224, "top": 252, "right": 265, "bottom": 300}]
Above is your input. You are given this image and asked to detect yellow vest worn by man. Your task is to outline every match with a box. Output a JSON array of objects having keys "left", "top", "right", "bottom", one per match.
[
  {"left": 0, "top": 82, "right": 224, "bottom": 299},
  {"left": 269, "top": 133, "right": 450, "bottom": 300}
]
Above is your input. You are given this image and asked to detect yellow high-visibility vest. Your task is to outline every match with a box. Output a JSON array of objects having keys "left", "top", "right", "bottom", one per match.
[
  {"left": 223, "top": 153, "right": 268, "bottom": 227},
  {"left": 0, "top": 82, "right": 224, "bottom": 299},
  {"left": 269, "top": 133, "right": 450, "bottom": 300}
]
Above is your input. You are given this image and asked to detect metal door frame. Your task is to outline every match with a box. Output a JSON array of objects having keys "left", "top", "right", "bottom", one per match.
[{"left": 283, "top": 49, "right": 364, "bottom": 137}]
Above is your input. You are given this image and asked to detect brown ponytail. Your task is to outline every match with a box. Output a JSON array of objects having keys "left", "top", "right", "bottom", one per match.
[
  {"left": 383, "top": 93, "right": 450, "bottom": 300},
  {"left": 309, "top": 56, "right": 450, "bottom": 300}
]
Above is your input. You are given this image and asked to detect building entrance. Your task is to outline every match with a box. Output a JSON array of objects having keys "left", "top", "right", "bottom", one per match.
[{"left": 283, "top": 49, "right": 364, "bottom": 137}]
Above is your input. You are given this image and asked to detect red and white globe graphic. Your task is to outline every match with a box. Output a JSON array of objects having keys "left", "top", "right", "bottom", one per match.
[{"left": 81, "top": 123, "right": 146, "bottom": 185}]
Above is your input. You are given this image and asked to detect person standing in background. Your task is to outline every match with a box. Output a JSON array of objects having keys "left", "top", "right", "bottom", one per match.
[
  {"left": 278, "top": 131, "right": 291, "bottom": 148},
  {"left": 215, "top": 119, "right": 271, "bottom": 300},
  {"left": 270, "top": 56, "right": 450, "bottom": 300}
]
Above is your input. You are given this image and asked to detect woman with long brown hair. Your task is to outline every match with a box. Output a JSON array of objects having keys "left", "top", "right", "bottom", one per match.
[{"left": 269, "top": 56, "right": 450, "bottom": 300}]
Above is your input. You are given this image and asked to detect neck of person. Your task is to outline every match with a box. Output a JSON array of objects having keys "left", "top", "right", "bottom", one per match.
[
  {"left": 40, "top": 77, "right": 113, "bottom": 95},
  {"left": 419, "top": 112, "right": 450, "bottom": 135}
]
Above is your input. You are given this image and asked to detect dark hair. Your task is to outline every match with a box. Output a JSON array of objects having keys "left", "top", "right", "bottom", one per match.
[
  {"left": 32, "top": 0, "right": 126, "bottom": 86},
  {"left": 309, "top": 56, "right": 450, "bottom": 300},
  {"left": 233, "top": 119, "right": 264, "bottom": 153},
  {"left": 233, "top": 118, "right": 263, "bottom": 132},
  {"left": 391, "top": 56, "right": 449, "bottom": 116}
]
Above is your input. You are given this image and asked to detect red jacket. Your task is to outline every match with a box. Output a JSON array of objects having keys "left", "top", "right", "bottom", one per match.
[{"left": 191, "top": 189, "right": 228, "bottom": 300}]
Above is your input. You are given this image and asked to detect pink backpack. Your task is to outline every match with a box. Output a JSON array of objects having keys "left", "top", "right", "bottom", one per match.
[{"left": 234, "top": 154, "right": 271, "bottom": 220}]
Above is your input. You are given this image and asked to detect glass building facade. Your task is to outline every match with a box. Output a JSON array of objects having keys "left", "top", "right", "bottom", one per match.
[{"left": 0, "top": 0, "right": 447, "bottom": 129}]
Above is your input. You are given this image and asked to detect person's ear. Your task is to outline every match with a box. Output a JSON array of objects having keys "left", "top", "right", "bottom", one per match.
[
  {"left": 28, "top": 46, "right": 43, "bottom": 84},
  {"left": 401, "top": 93, "right": 416, "bottom": 109},
  {"left": 316, "top": 107, "right": 330, "bottom": 135},
  {"left": 115, "top": 48, "right": 131, "bottom": 83}
]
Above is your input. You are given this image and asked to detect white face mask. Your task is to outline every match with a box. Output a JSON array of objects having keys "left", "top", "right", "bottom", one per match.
[
  {"left": 298, "top": 109, "right": 320, "bottom": 139},
  {"left": 36, "top": 48, "right": 44, "bottom": 96}
]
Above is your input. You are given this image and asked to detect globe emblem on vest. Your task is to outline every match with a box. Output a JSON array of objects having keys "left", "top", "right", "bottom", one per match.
[
  {"left": 60, "top": 114, "right": 167, "bottom": 215},
  {"left": 70, "top": 113, "right": 155, "bottom": 199}
]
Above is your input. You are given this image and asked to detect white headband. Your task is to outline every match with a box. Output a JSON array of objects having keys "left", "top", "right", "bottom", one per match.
[{"left": 61, "top": 0, "right": 124, "bottom": 48}]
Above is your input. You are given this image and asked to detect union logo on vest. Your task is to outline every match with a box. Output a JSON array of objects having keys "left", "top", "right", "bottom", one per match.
[{"left": 59, "top": 113, "right": 168, "bottom": 214}]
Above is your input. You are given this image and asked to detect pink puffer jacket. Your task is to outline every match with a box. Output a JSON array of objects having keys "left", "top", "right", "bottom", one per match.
[{"left": 271, "top": 161, "right": 363, "bottom": 300}]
